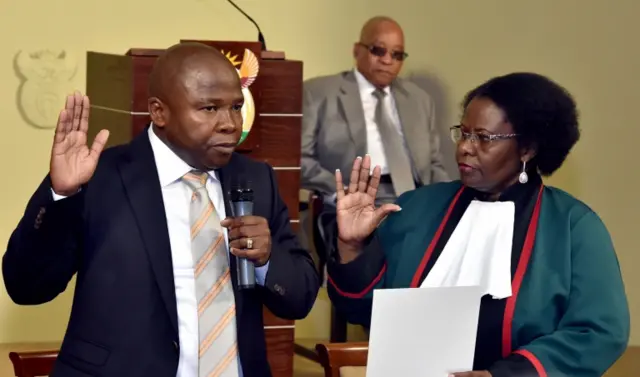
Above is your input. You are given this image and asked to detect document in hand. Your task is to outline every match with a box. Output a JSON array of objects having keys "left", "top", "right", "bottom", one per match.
[{"left": 366, "top": 286, "right": 483, "bottom": 377}]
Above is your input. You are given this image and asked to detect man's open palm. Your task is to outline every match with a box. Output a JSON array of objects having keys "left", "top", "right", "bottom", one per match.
[{"left": 50, "top": 92, "right": 109, "bottom": 196}]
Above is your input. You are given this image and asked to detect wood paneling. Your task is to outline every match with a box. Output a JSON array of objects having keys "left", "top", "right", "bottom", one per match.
[
  {"left": 263, "top": 306, "right": 294, "bottom": 327},
  {"left": 254, "top": 116, "right": 302, "bottom": 167},
  {"left": 86, "top": 52, "right": 133, "bottom": 112},
  {"left": 258, "top": 60, "right": 303, "bottom": 114},
  {"left": 130, "top": 56, "right": 156, "bottom": 113},
  {"left": 274, "top": 169, "right": 301, "bottom": 220},
  {"left": 265, "top": 328, "right": 295, "bottom": 377}
]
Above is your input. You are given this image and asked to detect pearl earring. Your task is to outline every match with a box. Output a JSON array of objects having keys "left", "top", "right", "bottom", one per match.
[{"left": 518, "top": 160, "right": 529, "bottom": 184}]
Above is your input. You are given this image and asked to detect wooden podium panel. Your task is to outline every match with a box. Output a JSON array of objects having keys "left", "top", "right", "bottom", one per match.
[{"left": 86, "top": 41, "right": 303, "bottom": 377}]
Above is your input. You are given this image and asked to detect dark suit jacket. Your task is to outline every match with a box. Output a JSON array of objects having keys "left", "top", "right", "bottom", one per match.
[{"left": 2, "top": 131, "right": 320, "bottom": 377}]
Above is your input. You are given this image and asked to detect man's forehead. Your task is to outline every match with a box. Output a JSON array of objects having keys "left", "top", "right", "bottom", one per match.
[
  {"left": 361, "top": 18, "right": 403, "bottom": 38},
  {"left": 175, "top": 66, "right": 241, "bottom": 98},
  {"left": 149, "top": 45, "right": 233, "bottom": 99},
  {"left": 178, "top": 54, "right": 226, "bottom": 76},
  {"left": 173, "top": 56, "right": 237, "bottom": 84}
]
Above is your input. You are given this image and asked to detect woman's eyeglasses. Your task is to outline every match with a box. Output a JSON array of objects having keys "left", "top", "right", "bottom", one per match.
[
  {"left": 359, "top": 43, "right": 408, "bottom": 62},
  {"left": 450, "top": 125, "right": 518, "bottom": 145}
]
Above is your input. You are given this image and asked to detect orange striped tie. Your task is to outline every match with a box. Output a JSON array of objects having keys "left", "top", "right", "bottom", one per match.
[{"left": 183, "top": 171, "right": 240, "bottom": 377}]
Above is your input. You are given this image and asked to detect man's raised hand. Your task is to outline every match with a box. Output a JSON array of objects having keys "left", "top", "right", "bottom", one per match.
[{"left": 50, "top": 91, "right": 109, "bottom": 196}]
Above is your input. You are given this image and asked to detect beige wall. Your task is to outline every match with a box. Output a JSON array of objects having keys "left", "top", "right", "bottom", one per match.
[{"left": 1, "top": 0, "right": 638, "bottom": 350}]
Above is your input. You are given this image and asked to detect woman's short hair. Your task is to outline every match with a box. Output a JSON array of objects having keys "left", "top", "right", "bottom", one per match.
[{"left": 462, "top": 72, "right": 580, "bottom": 176}]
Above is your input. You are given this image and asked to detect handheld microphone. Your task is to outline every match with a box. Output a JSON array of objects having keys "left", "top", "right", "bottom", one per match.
[
  {"left": 226, "top": 0, "right": 267, "bottom": 51},
  {"left": 230, "top": 185, "right": 256, "bottom": 289}
]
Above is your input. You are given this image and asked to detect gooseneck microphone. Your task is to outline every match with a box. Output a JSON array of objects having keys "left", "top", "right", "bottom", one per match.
[
  {"left": 226, "top": 0, "right": 267, "bottom": 51},
  {"left": 230, "top": 185, "right": 256, "bottom": 289}
]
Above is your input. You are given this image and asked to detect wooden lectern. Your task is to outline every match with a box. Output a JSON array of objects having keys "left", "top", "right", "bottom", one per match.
[{"left": 85, "top": 40, "right": 303, "bottom": 377}]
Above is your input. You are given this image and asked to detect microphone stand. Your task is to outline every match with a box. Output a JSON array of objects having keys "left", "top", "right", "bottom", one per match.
[{"left": 226, "top": 0, "right": 267, "bottom": 51}]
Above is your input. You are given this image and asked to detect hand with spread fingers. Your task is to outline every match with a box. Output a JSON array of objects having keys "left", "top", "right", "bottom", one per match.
[
  {"left": 50, "top": 91, "right": 110, "bottom": 196},
  {"left": 221, "top": 216, "right": 271, "bottom": 266},
  {"left": 334, "top": 155, "right": 402, "bottom": 262}
]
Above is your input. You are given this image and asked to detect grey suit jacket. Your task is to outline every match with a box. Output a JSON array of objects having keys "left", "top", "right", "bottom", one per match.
[{"left": 301, "top": 70, "right": 450, "bottom": 196}]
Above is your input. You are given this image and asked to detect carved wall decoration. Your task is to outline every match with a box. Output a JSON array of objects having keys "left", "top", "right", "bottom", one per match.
[{"left": 14, "top": 49, "right": 78, "bottom": 129}]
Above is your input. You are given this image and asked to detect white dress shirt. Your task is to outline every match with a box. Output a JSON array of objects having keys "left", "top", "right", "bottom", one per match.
[
  {"left": 353, "top": 68, "right": 405, "bottom": 175},
  {"left": 52, "top": 127, "right": 270, "bottom": 377}
]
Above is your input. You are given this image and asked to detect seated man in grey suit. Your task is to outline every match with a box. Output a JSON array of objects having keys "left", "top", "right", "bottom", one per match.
[
  {"left": 301, "top": 16, "right": 450, "bottom": 288},
  {"left": 301, "top": 16, "right": 449, "bottom": 207}
]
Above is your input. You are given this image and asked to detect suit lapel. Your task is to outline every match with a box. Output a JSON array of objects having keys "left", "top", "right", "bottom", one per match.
[
  {"left": 117, "top": 132, "right": 178, "bottom": 335},
  {"left": 392, "top": 82, "right": 430, "bottom": 183},
  {"left": 338, "top": 71, "right": 367, "bottom": 157}
]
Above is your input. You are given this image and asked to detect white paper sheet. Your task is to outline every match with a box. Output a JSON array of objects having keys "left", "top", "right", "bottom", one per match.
[{"left": 366, "top": 286, "right": 483, "bottom": 377}]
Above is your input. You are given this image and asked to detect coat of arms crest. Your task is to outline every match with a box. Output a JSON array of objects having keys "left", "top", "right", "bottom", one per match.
[{"left": 221, "top": 48, "right": 259, "bottom": 145}]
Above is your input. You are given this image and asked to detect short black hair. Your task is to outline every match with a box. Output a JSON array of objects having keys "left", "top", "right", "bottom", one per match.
[{"left": 462, "top": 72, "right": 580, "bottom": 176}]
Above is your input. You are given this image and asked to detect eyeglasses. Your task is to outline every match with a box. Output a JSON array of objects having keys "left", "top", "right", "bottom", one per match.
[
  {"left": 358, "top": 43, "right": 408, "bottom": 62},
  {"left": 450, "top": 125, "right": 518, "bottom": 145}
]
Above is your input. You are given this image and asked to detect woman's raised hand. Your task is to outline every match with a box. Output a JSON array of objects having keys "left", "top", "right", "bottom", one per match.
[{"left": 335, "top": 155, "right": 401, "bottom": 250}]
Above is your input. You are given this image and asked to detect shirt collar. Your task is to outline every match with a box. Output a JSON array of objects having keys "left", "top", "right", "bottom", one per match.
[
  {"left": 147, "top": 125, "right": 219, "bottom": 187},
  {"left": 353, "top": 68, "right": 391, "bottom": 96}
]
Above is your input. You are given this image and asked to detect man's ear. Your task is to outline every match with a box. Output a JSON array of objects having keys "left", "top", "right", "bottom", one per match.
[
  {"left": 352, "top": 42, "right": 360, "bottom": 60},
  {"left": 148, "top": 97, "right": 167, "bottom": 127}
]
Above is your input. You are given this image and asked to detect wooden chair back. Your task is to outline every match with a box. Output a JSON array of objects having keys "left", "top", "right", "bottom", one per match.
[
  {"left": 316, "top": 342, "right": 368, "bottom": 377},
  {"left": 8, "top": 350, "right": 58, "bottom": 377}
]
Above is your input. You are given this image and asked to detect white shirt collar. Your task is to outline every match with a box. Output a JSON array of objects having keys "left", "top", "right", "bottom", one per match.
[
  {"left": 147, "top": 125, "right": 219, "bottom": 187},
  {"left": 353, "top": 68, "right": 391, "bottom": 96}
]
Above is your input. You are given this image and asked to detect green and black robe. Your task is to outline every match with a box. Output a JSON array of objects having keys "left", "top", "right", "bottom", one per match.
[{"left": 327, "top": 175, "right": 629, "bottom": 377}]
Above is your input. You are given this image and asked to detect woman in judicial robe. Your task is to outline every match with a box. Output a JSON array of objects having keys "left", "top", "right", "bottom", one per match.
[{"left": 326, "top": 72, "right": 629, "bottom": 377}]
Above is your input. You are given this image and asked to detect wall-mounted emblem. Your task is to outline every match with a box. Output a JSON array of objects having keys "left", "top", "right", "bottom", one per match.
[
  {"left": 221, "top": 48, "right": 259, "bottom": 145},
  {"left": 14, "top": 50, "right": 78, "bottom": 129}
]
